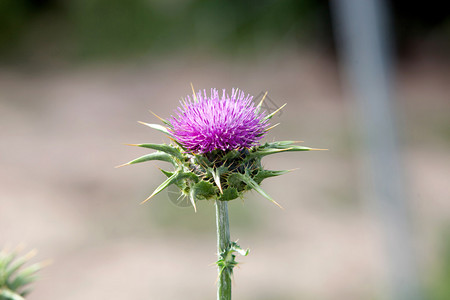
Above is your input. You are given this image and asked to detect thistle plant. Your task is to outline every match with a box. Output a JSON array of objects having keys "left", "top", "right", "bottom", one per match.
[
  {"left": 0, "top": 246, "right": 49, "bottom": 300},
  {"left": 118, "top": 87, "right": 319, "bottom": 299}
]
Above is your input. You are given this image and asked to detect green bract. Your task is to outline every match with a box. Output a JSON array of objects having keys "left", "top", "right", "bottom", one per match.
[{"left": 119, "top": 134, "right": 317, "bottom": 211}]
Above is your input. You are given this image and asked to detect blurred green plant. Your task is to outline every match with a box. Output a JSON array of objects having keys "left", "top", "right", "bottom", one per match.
[
  {"left": 69, "top": 0, "right": 326, "bottom": 58},
  {"left": 69, "top": 0, "right": 166, "bottom": 58},
  {"left": 1, "top": 0, "right": 450, "bottom": 62},
  {"left": 0, "top": 0, "right": 329, "bottom": 61},
  {"left": 0, "top": 246, "right": 49, "bottom": 300}
]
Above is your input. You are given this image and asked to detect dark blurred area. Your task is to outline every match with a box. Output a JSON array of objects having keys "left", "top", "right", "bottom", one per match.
[
  {"left": 391, "top": 0, "right": 450, "bottom": 58},
  {"left": 1, "top": 0, "right": 448, "bottom": 64}
]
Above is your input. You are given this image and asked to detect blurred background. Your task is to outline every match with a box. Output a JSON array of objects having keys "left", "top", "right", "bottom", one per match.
[{"left": 0, "top": 1, "right": 449, "bottom": 299}]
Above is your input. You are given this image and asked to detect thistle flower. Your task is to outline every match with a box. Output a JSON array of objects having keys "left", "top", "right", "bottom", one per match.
[
  {"left": 118, "top": 87, "right": 317, "bottom": 208},
  {"left": 118, "top": 87, "right": 320, "bottom": 300},
  {"left": 170, "top": 88, "right": 268, "bottom": 153}
]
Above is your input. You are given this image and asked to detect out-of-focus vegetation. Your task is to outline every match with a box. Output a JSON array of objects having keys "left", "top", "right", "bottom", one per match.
[
  {"left": 0, "top": 246, "right": 48, "bottom": 300},
  {"left": 0, "top": 0, "right": 330, "bottom": 62},
  {"left": 0, "top": 0, "right": 449, "bottom": 63}
]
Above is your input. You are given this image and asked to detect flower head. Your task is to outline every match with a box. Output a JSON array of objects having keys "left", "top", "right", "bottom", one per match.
[
  {"left": 169, "top": 88, "right": 268, "bottom": 153},
  {"left": 118, "top": 87, "right": 318, "bottom": 209}
]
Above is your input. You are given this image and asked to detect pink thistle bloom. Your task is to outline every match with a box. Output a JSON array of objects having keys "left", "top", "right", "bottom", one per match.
[{"left": 169, "top": 88, "right": 269, "bottom": 153}]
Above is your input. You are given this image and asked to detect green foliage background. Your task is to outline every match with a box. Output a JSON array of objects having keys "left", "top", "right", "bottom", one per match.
[
  {"left": 0, "top": 0, "right": 333, "bottom": 61},
  {"left": 1, "top": 0, "right": 449, "bottom": 62}
]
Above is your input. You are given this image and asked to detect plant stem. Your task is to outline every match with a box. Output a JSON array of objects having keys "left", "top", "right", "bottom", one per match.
[{"left": 215, "top": 199, "right": 232, "bottom": 300}]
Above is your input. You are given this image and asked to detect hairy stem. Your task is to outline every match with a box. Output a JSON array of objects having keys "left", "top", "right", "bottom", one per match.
[{"left": 215, "top": 200, "right": 231, "bottom": 300}]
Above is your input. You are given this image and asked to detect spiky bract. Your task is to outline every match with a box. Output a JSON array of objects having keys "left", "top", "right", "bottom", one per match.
[
  {"left": 0, "top": 247, "right": 47, "bottom": 300},
  {"left": 120, "top": 141, "right": 313, "bottom": 208}
]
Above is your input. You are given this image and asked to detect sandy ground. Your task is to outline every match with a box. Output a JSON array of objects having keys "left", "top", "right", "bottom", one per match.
[{"left": 1, "top": 50, "right": 449, "bottom": 300}]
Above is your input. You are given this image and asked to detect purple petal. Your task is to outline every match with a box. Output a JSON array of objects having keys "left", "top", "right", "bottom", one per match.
[{"left": 169, "top": 88, "right": 269, "bottom": 153}]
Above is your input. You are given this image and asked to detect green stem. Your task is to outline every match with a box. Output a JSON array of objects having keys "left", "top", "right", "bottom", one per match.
[{"left": 215, "top": 199, "right": 232, "bottom": 300}]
